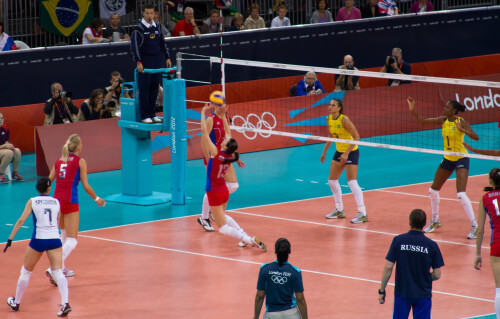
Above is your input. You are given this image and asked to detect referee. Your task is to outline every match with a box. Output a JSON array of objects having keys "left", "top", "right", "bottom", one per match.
[
  {"left": 131, "top": 4, "right": 172, "bottom": 124},
  {"left": 379, "top": 209, "right": 444, "bottom": 319}
]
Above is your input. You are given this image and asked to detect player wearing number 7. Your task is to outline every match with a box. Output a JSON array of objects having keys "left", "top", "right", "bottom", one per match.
[
  {"left": 408, "top": 97, "right": 479, "bottom": 238},
  {"left": 201, "top": 104, "right": 266, "bottom": 251},
  {"left": 45, "top": 134, "right": 106, "bottom": 283},
  {"left": 4, "top": 177, "right": 71, "bottom": 317}
]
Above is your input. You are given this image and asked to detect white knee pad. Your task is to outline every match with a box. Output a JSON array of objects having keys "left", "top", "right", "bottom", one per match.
[
  {"left": 62, "top": 237, "right": 78, "bottom": 261},
  {"left": 226, "top": 182, "right": 239, "bottom": 194},
  {"left": 20, "top": 266, "right": 32, "bottom": 280}
]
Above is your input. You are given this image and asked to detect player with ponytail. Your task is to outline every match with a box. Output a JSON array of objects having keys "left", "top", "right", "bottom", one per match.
[{"left": 408, "top": 98, "right": 479, "bottom": 238}]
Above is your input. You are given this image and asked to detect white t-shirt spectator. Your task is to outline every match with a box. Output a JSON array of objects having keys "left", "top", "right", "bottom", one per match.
[{"left": 271, "top": 16, "right": 290, "bottom": 28}]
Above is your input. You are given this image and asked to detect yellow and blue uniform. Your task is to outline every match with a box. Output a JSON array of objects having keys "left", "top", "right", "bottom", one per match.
[
  {"left": 326, "top": 114, "right": 359, "bottom": 165},
  {"left": 440, "top": 117, "right": 469, "bottom": 171}
]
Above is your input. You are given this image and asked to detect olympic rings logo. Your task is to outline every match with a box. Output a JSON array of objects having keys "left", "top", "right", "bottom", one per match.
[
  {"left": 271, "top": 275, "right": 288, "bottom": 285},
  {"left": 232, "top": 112, "right": 277, "bottom": 140}
]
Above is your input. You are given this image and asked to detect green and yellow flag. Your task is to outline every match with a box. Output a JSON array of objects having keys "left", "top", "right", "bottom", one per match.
[{"left": 40, "top": 0, "right": 94, "bottom": 37}]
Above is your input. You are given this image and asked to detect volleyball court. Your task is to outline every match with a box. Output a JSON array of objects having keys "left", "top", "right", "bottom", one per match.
[{"left": 2, "top": 57, "right": 500, "bottom": 318}]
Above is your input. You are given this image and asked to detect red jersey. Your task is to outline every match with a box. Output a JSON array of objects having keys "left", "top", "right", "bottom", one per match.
[
  {"left": 53, "top": 154, "right": 81, "bottom": 204},
  {"left": 209, "top": 113, "right": 227, "bottom": 150},
  {"left": 483, "top": 189, "right": 500, "bottom": 245},
  {"left": 205, "top": 151, "right": 233, "bottom": 192}
]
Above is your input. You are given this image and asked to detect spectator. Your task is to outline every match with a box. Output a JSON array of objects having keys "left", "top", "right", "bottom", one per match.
[
  {"left": 361, "top": 0, "right": 384, "bottom": 18},
  {"left": 172, "top": 7, "right": 201, "bottom": 37},
  {"left": 164, "top": 0, "right": 186, "bottom": 30},
  {"left": 253, "top": 238, "right": 308, "bottom": 319},
  {"left": 0, "top": 20, "right": 18, "bottom": 51},
  {"left": 378, "top": 0, "right": 399, "bottom": 16},
  {"left": 201, "top": 9, "right": 221, "bottom": 34},
  {"left": 102, "top": 13, "right": 131, "bottom": 42},
  {"left": 44, "top": 83, "right": 79, "bottom": 125},
  {"left": 0, "top": 112, "right": 23, "bottom": 183},
  {"left": 82, "top": 18, "right": 106, "bottom": 44},
  {"left": 105, "top": 71, "right": 130, "bottom": 115},
  {"left": 154, "top": 12, "right": 172, "bottom": 37},
  {"left": 311, "top": 0, "right": 333, "bottom": 23},
  {"left": 271, "top": 5, "right": 291, "bottom": 28},
  {"left": 244, "top": 4, "right": 266, "bottom": 30},
  {"left": 334, "top": 55, "right": 360, "bottom": 92},
  {"left": 336, "top": 0, "right": 361, "bottom": 21},
  {"left": 380, "top": 47, "right": 411, "bottom": 86},
  {"left": 379, "top": 209, "right": 444, "bottom": 319},
  {"left": 78, "top": 89, "right": 114, "bottom": 121},
  {"left": 409, "top": 0, "right": 434, "bottom": 13},
  {"left": 228, "top": 13, "right": 245, "bottom": 31},
  {"left": 296, "top": 71, "right": 324, "bottom": 96},
  {"left": 131, "top": 4, "right": 172, "bottom": 124}
]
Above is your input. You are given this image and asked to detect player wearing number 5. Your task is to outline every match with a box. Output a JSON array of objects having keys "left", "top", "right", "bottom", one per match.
[
  {"left": 201, "top": 105, "right": 266, "bottom": 251},
  {"left": 4, "top": 177, "right": 71, "bottom": 317},
  {"left": 408, "top": 97, "right": 479, "bottom": 238},
  {"left": 45, "top": 134, "right": 106, "bottom": 283}
]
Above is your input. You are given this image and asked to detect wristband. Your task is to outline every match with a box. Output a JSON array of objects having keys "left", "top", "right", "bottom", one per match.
[
  {"left": 94, "top": 196, "right": 100, "bottom": 202},
  {"left": 378, "top": 289, "right": 386, "bottom": 295},
  {"left": 137, "top": 61, "right": 142, "bottom": 65}
]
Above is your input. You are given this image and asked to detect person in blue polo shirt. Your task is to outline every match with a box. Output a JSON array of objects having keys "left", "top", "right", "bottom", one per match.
[
  {"left": 379, "top": 208, "right": 444, "bottom": 319},
  {"left": 254, "top": 238, "right": 308, "bottom": 319}
]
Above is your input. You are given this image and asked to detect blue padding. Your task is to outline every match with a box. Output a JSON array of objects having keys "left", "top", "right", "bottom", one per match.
[
  {"left": 187, "top": 109, "right": 202, "bottom": 121},
  {"left": 284, "top": 115, "right": 327, "bottom": 127},
  {"left": 289, "top": 107, "right": 308, "bottom": 119},
  {"left": 152, "top": 136, "right": 170, "bottom": 152}
]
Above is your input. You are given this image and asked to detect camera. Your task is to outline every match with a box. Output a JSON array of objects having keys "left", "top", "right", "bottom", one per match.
[
  {"left": 387, "top": 56, "right": 397, "bottom": 65},
  {"left": 345, "top": 64, "right": 354, "bottom": 70},
  {"left": 102, "top": 99, "right": 116, "bottom": 108},
  {"left": 58, "top": 90, "right": 73, "bottom": 99},
  {"left": 117, "top": 78, "right": 124, "bottom": 85}
]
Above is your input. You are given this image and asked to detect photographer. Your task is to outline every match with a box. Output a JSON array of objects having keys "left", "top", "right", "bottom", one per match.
[
  {"left": 334, "top": 55, "right": 360, "bottom": 92},
  {"left": 104, "top": 71, "right": 129, "bottom": 116},
  {"left": 78, "top": 89, "right": 115, "bottom": 121},
  {"left": 380, "top": 47, "right": 411, "bottom": 86},
  {"left": 43, "top": 83, "right": 79, "bottom": 125},
  {"left": 296, "top": 71, "right": 324, "bottom": 96}
]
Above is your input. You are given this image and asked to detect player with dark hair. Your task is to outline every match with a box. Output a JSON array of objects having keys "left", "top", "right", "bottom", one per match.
[
  {"left": 408, "top": 98, "right": 479, "bottom": 238},
  {"left": 379, "top": 209, "right": 444, "bottom": 319},
  {"left": 200, "top": 104, "right": 265, "bottom": 251},
  {"left": 474, "top": 168, "right": 500, "bottom": 318},
  {"left": 321, "top": 98, "right": 368, "bottom": 223},
  {"left": 254, "top": 238, "right": 308, "bottom": 319},
  {"left": 4, "top": 177, "right": 71, "bottom": 317},
  {"left": 45, "top": 134, "right": 106, "bottom": 283}
]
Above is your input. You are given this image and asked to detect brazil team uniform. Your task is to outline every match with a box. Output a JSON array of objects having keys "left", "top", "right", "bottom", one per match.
[
  {"left": 53, "top": 153, "right": 81, "bottom": 214},
  {"left": 386, "top": 231, "right": 445, "bottom": 319},
  {"left": 257, "top": 261, "right": 304, "bottom": 318},
  {"left": 439, "top": 117, "right": 469, "bottom": 171},
  {"left": 29, "top": 195, "right": 62, "bottom": 252},
  {"left": 326, "top": 114, "right": 359, "bottom": 165},
  {"left": 483, "top": 189, "right": 500, "bottom": 257},
  {"left": 205, "top": 151, "right": 233, "bottom": 206}
]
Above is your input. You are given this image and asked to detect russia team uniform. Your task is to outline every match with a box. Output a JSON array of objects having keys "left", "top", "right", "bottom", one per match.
[
  {"left": 29, "top": 195, "right": 62, "bottom": 252},
  {"left": 53, "top": 153, "right": 81, "bottom": 214},
  {"left": 257, "top": 261, "right": 304, "bottom": 316},
  {"left": 386, "top": 231, "right": 445, "bottom": 319},
  {"left": 205, "top": 151, "right": 233, "bottom": 206},
  {"left": 326, "top": 114, "right": 359, "bottom": 165},
  {"left": 203, "top": 113, "right": 227, "bottom": 165},
  {"left": 483, "top": 190, "right": 500, "bottom": 257},
  {"left": 439, "top": 117, "right": 469, "bottom": 171}
]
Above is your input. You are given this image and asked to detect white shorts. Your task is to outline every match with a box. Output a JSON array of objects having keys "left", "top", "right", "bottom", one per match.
[{"left": 264, "top": 306, "right": 301, "bottom": 319}]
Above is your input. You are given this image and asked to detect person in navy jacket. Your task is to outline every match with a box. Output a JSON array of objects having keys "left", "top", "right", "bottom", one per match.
[{"left": 296, "top": 71, "right": 324, "bottom": 96}]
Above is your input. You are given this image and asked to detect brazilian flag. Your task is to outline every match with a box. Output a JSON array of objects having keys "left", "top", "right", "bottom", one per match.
[{"left": 40, "top": 0, "right": 94, "bottom": 37}]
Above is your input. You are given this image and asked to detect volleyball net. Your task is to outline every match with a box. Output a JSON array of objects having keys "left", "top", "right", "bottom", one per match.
[{"left": 178, "top": 53, "right": 500, "bottom": 161}]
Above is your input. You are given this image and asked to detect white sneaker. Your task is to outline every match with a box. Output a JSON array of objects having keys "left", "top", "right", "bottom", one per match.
[
  {"left": 45, "top": 268, "right": 58, "bottom": 286},
  {"left": 424, "top": 220, "right": 442, "bottom": 233},
  {"left": 141, "top": 118, "right": 153, "bottom": 124},
  {"left": 350, "top": 212, "right": 368, "bottom": 224},
  {"left": 197, "top": 216, "right": 215, "bottom": 232},
  {"left": 238, "top": 241, "right": 247, "bottom": 247},
  {"left": 252, "top": 237, "right": 267, "bottom": 252},
  {"left": 152, "top": 116, "right": 163, "bottom": 123},
  {"left": 326, "top": 209, "right": 346, "bottom": 219},
  {"left": 7, "top": 297, "right": 19, "bottom": 311},
  {"left": 63, "top": 268, "right": 74, "bottom": 277},
  {"left": 467, "top": 225, "right": 477, "bottom": 239}
]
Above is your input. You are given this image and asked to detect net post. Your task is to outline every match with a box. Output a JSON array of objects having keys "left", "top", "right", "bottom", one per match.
[{"left": 176, "top": 52, "right": 182, "bottom": 79}]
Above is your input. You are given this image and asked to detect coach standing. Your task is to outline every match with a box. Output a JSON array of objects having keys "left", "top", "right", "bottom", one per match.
[
  {"left": 379, "top": 209, "right": 444, "bottom": 319},
  {"left": 131, "top": 4, "right": 172, "bottom": 124}
]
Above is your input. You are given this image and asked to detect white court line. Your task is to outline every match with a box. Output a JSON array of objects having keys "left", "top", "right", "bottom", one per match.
[
  {"left": 227, "top": 209, "right": 489, "bottom": 249},
  {"left": 79, "top": 234, "right": 493, "bottom": 303},
  {"left": 461, "top": 313, "right": 496, "bottom": 319},
  {"left": 376, "top": 189, "right": 480, "bottom": 204}
]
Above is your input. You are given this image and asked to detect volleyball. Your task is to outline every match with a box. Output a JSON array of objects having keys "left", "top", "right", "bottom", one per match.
[{"left": 209, "top": 91, "right": 225, "bottom": 106}]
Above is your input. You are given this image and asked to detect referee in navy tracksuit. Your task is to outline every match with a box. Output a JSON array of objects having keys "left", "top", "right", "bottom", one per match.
[
  {"left": 131, "top": 4, "right": 171, "bottom": 124},
  {"left": 379, "top": 209, "right": 445, "bottom": 319}
]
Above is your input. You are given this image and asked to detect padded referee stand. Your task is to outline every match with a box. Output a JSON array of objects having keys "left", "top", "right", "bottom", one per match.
[{"left": 105, "top": 67, "right": 187, "bottom": 205}]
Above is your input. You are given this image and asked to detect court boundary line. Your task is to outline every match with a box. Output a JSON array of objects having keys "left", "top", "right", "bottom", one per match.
[
  {"left": 462, "top": 313, "right": 496, "bottom": 319},
  {"left": 78, "top": 234, "right": 494, "bottom": 304}
]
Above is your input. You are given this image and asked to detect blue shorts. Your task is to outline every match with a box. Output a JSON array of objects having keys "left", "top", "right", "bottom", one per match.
[
  {"left": 393, "top": 295, "right": 431, "bottom": 319},
  {"left": 29, "top": 238, "right": 62, "bottom": 253},
  {"left": 333, "top": 149, "right": 359, "bottom": 165},
  {"left": 439, "top": 157, "right": 469, "bottom": 171}
]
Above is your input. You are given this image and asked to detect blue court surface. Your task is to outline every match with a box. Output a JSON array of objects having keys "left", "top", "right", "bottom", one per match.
[{"left": 0, "top": 122, "right": 498, "bottom": 318}]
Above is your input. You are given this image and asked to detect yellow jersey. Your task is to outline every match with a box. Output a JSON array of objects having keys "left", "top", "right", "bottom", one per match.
[
  {"left": 442, "top": 117, "right": 467, "bottom": 161},
  {"left": 327, "top": 114, "right": 358, "bottom": 153}
]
